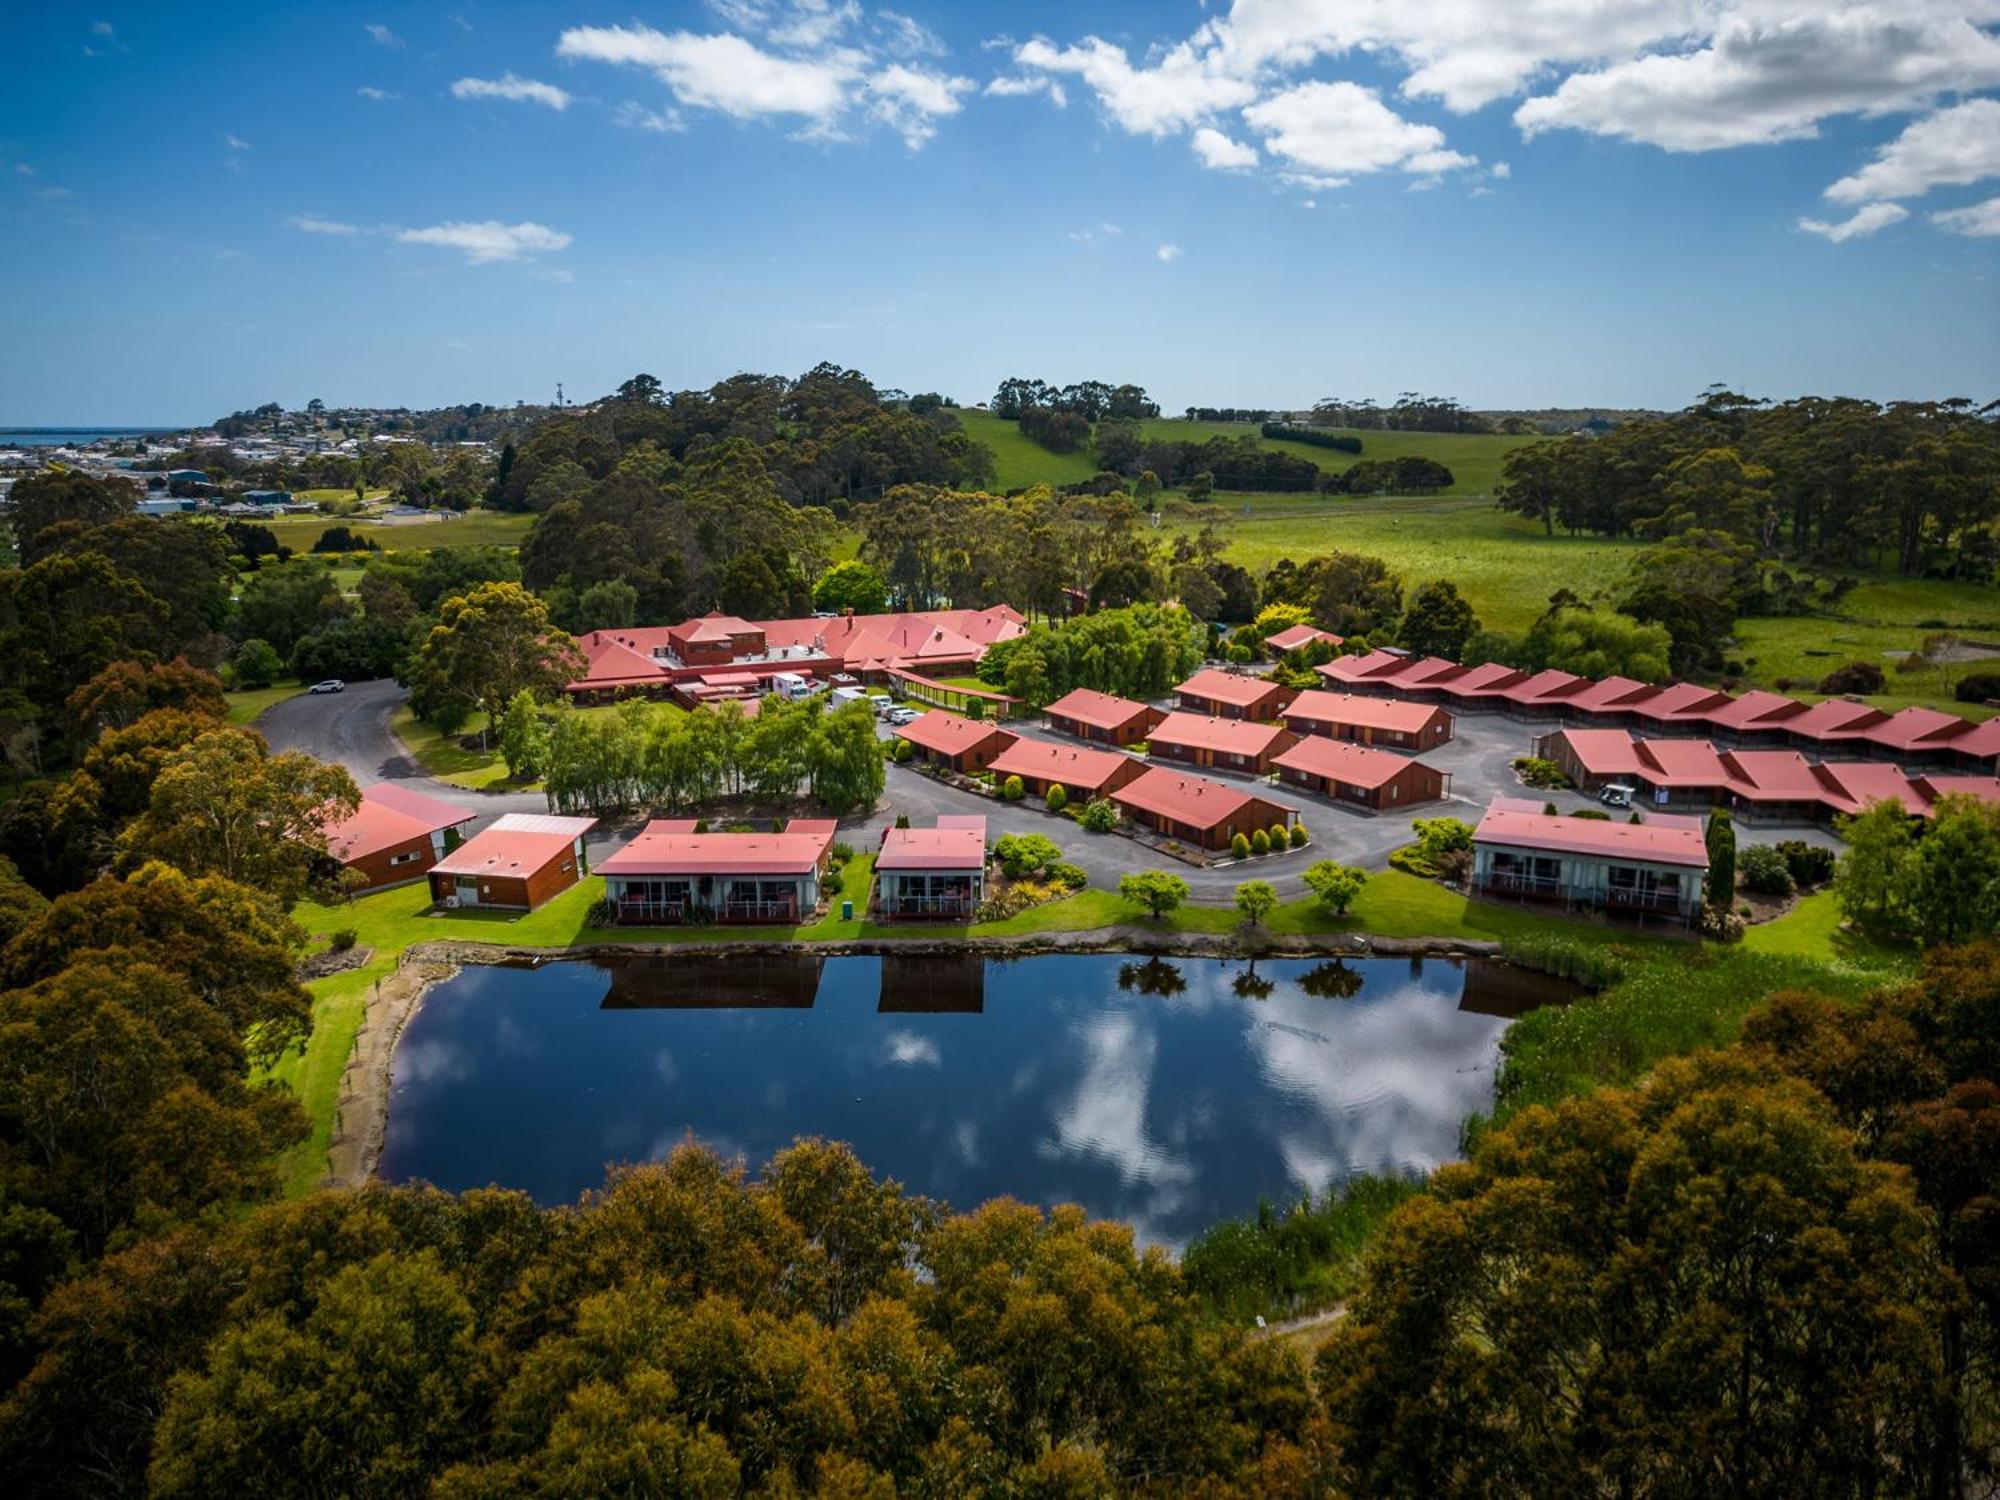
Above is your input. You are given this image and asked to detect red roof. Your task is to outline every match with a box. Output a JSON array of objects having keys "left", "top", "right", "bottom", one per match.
[
  {"left": 1719, "top": 750, "right": 1825, "bottom": 801},
  {"left": 1704, "top": 690, "right": 1809, "bottom": 732},
  {"left": 1784, "top": 698, "right": 1889, "bottom": 741},
  {"left": 1551, "top": 728, "right": 1645, "bottom": 776},
  {"left": 1175, "top": 668, "right": 1287, "bottom": 708},
  {"left": 985, "top": 737, "right": 1137, "bottom": 793},
  {"left": 1264, "top": 623, "right": 1342, "bottom": 653},
  {"left": 1632, "top": 682, "right": 1735, "bottom": 722},
  {"left": 1283, "top": 690, "right": 1446, "bottom": 735},
  {"left": 1438, "top": 661, "right": 1528, "bottom": 699},
  {"left": 877, "top": 819, "right": 987, "bottom": 871},
  {"left": 1913, "top": 775, "right": 2000, "bottom": 809},
  {"left": 894, "top": 711, "right": 1014, "bottom": 757},
  {"left": 430, "top": 813, "right": 596, "bottom": 877},
  {"left": 1044, "top": 687, "right": 1156, "bottom": 730},
  {"left": 1500, "top": 669, "right": 1588, "bottom": 706},
  {"left": 1384, "top": 655, "right": 1465, "bottom": 688},
  {"left": 1474, "top": 803, "right": 1710, "bottom": 868},
  {"left": 1148, "top": 712, "right": 1292, "bottom": 757},
  {"left": 598, "top": 820, "right": 835, "bottom": 877},
  {"left": 1563, "top": 676, "right": 1661, "bottom": 716},
  {"left": 1112, "top": 766, "right": 1293, "bottom": 830},
  {"left": 1634, "top": 738, "right": 1728, "bottom": 786},
  {"left": 324, "top": 783, "right": 472, "bottom": 864},
  {"left": 1315, "top": 649, "right": 1412, "bottom": 686},
  {"left": 1953, "top": 718, "right": 2000, "bottom": 760},
  {"left": 1812, "top": 760, "right": 1930, "bottom": 816},
  {"left": 1274, "top": 736, "right": 1433, "bottom": 790},
  {"left": 1862, "top": 705, "right": 1973, "bottom": 752}
]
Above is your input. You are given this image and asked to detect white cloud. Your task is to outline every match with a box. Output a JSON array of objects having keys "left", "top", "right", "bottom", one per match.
[
  {"left": 1490, "top": 160, "right": 1510, "bottom": 179},
  {"left": 986, "top": 74, "right": 1067, "bottom": 108},
  {"left": 865, "top": 63, "right": 974, "bottom": 147},
  {"left": 876, "top": 10, "right": 944, "bottom": 59},
  {"left": 1932, "top": 194, "right": 2000, "bottom": 235},
  {"left": 1514, "top": 7, "right": 2000, "bottom": 152},
  {"left": 395, "top": 220, "right": 572, "bottom": 263},
  {"left": 12, "top": 163, "right": 35, "bottom": 176},
  {"left": 224, "top": 134, "right": 251, "bottom": 150},
  {"left": 451, "top": 73, "right": 573, "bottom": 110},
  {"left": 364, "top": 22, "right": 403, "bottom": 50},
  {"left": 558, "top": 25, "right": 855, "bottom": 121},
  {"left": 1797, "top": 201, "right": 1909, "bottom": 241},
  {"left": 1157, "top": 242, "right": 1182, "bottom": 261},
  {"left": 1013, "top": 34, "right": 1257, "bottom": 136},
  {"left": 287, "top": 215, "right": 360, "bottom": 235},
  {"left": 357, "top": 86, "right": 397, "bottom": 101},
  {"left": 614, "top": 101, "right": 685, "bottom": 133},
  {"left": 767, "top": 0, "right": 860, "bottom": 50},
  {"left": 1068, "top": 220, "right": 1123, "bottom": 247},
  {"left": 1826, "top": 98, "right": 2000, "bottom": 203},
  {"left": 1245, "top": 80, "right": 1474, "bottom": 180},
  {"left": 1191, "top": 125, "right": 1257, "bottom": 169}
]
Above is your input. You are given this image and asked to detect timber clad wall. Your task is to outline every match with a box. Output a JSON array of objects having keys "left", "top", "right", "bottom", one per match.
[
  {"left": 1277, "top": 759, "right": 1446, "bottom": 810},
  {"left": 344, "top": 834, "right": 443, "bottom": 891}
]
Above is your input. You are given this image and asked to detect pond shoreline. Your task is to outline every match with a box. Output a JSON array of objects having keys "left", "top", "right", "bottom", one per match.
[{"left": 324, "top": 928, "right": 1507, "bottom": 1191}]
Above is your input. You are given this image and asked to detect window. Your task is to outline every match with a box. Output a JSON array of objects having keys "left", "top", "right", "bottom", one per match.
[
  {"left": 389, "top": 850, "right": 422, "bottom": 866},
  {"left": 560, "top": 860, "right": 574, "bottom": 873}
]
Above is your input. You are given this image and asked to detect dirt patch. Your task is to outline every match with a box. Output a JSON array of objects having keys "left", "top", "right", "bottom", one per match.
[
  {"left": 296, "top": 944, "right": 375, "bottom": 981},
  {"left": 322, "top": 956, "right": 460, "bottom": 1190}
]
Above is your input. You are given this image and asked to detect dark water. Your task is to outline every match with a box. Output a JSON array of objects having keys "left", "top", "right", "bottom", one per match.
[
  {"left": 380, "top": 953, "right": 1567, "bottom": 1246},
  {"left": 0, "top": 427, "right": 177, "bottom": 446}
]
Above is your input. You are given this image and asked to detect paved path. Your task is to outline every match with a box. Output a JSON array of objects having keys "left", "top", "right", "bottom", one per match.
[{"left": 259, "top": 681, "right": 1838, "bottom": 895}]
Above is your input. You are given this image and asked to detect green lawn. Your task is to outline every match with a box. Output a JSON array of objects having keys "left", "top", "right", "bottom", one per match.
[
  {"left": 260, "top": 957, "right": 387, "bottom": 1196},
  {"left": 226, "top": 678, "right": 305, "bottom": 726},
  {"left": 1733, "top": 614, "right": 1999, "bottom": 717},
  {"left": 260, "top": 509, "right": 534, "bottom": 554},
  {"left": 1741, "top": 889, "right": 1916, "bottom": 972},
  {"left": 389, "top": 704, "right": 524, "bottom": 789}
]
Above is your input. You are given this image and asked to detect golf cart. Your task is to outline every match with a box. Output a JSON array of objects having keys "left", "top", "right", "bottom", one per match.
[{"left": 1598, "top": 783, "right": 1635, "bottom": 809}]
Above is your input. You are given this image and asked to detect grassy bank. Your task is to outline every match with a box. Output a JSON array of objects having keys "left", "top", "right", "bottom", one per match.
[{"left": 226, "top": 678, "right": 304, "bottom": 726}]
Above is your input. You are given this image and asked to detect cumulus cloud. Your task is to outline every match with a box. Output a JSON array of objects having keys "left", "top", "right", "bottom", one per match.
[
  {"left": 986, "top": 74, "right": 1067, "bottom": 107},
  {"left": 1012, "top": 34, "right": 1256, "bottom": 136},
  {"left": 614, "top": 101, "right": 685, "bottom": 133},
  {"left": 287, "top": 215, "right": 359, "bottom": 235},
  {"left": 451, "top": 74, "right": 573, "bottom": 110},
  {"left": 558, "top": 24, "right": 855, "bottom": 122},
  {"left": 1157, "top": 242, "right": 1182, "bottom": 261},
  {"left": 224, "top": 135, "right": 251, "bottom": 151},
  {"left": 357, "top": 86, "right": 397, "bottom": 101},
  {"left": 364, "top": 22, "right": 403, "bottom": 50},
  {"left": 1191, "top": 125, "right": 1257, "bottom": 169},
  {"left": 395, "top": 220, "right": 572, "bottom": 263},
  {"left": 1825, "top": 98, "right": 2000, "bottom": 203},
  {"left": 1245, "top": 81, "right": 1474, "bottom": 180},
  {"left": 865, "top": 63, "right": 975, "bottom": 147},
  {"left": 1068, "top": 221, "right": 1123, "bottom": 247},
  {"left": 1797, "top": 201, "right": 1910, "bottom": 241},
  {"left": 1932, "top": 194, "right": 2000, "bottom": 235}
]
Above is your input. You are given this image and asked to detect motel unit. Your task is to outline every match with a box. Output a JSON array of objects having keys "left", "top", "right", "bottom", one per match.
[
  {"left": 1263, "top": 623, "right": 1343, "bottom": 656},
  {"left": 1472, "top": 797, "right": 1706, "bottom": 921},
  {"left": 1111, "top": 767, "right": 1297, "bottom": 851},
  {"left": 1043, "top": 687, "right": 1164, "bottom": 747},
  {"left": 1281, "top": 689, "right": 1455, "bottom": 751},
  {"left": 983, "top": 737, "right": 1146, "bottom": 802},
  {"left": 324, "top": 783, "right": 474, "bottom": 891},
  {"left": 1173, "top": 668, "right": 1293, "bottom": 722},
  {"left": 1146, "top": 712, "right": 1297, "bottom": 775},
  {"left": 596, "top": 819, "right": 838, "bottom": 924},
  {"left": 427, "top": 813, "right": 596, "bottom": 910},
  {"left": 875, "top": 816, "right": 988, "bottom": 920},
  {"left": 893, "top": 710, "right": 1018, "bottom": 774},
  {"left": 1273, "top": 736, "right": 1449, "bottom": 811}
]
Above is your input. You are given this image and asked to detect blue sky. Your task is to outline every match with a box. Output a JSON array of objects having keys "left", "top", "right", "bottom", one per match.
[{"left": 2, "top": 2, "right": 1997, "bottom": 423}]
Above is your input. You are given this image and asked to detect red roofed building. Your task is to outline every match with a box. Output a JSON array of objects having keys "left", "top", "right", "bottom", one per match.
[
  {"left": 1147, "top": 712, "right": 1298, "bottom": 775},
  {"left": 876, "top": 816, "right": 988, "bottom": 919},
  {"left": 1473, "top": 802, "right": 1707, "bottom": 920},
  {"left": 984, "top": 737, "right": 1146, "bottom": 801},
  {"left": 1783, "top": 698, "right": 1890, "bottom": 754},
  {"left": 1558, "top": 676, "right": 1663, "bottom": 727},
  {"left": 1811, "top": 760, "right": 1932, "bottom": 818},
  {"left": 894, "top": 710, "right": 1017, "bottom": 774},
  {"left": 1264, "top": 623, "right": 1343, "bottom": 655},
  {"left": 1043, "top": 688, "right": 1164, "bottom": 746},
  {"left": 1538, "top": 728, "right": 1647, "bottom": 792},
  {"left": 1434, "top": 660, "right": 1530, "bottom": 710},
  {"left": 1274, "top": 737, "right": 1448, "bottom": 811},
  {"left": 1314, "top": 648, "right": 1415, "bottom": 694},
  {"left": 1373, "top": 656, "right": 1466, "bottom": 703},
  {"left": 1499, "top": 669, "right": 1590, "bottom": 718},
  {"left": 1950, "top": 718, "right": 2000, "bottom": 774},
  {"left": 1861, "top": 705, "right": 1977, "bottom": 762},
  {"left": 1630, "top": 683, "right": 1736, "bottom": 735},
  {"left": 597, "top": 819, "right": 838, "bottom": 923},
  {"left": 1912, "top": 775, "right": 2000, "bottom": 811},
  {"left": 1111, "top": 767, "right": 1297, "bottom": 850},
  {"left": 323, "top": 783, "right": 474, "bottom": 891},
  {"left": 427, "top": 813, "right": 596, "bottom": 910},
  {"left": 1174, "top": 668, "right": 1293, "bottom": 721},
  {"left": 1720, "top": 750, "right": 1838, "bottom": 823},
  {"left": 1282, "top": 689, "right": 1454, "bottom": 751}
]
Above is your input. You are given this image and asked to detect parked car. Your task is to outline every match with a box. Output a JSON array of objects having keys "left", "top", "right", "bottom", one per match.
[
  {"left": 309, "top": 679, "right": 346, "bottom": 695},
  {"left": 869, "top": 694, "right": 896, "bottom": 717},
  {"left": 885, "top": 707, "right": 919, "bottom": 726}
]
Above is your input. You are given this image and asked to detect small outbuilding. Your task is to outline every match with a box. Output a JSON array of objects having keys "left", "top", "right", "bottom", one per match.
[{"left": 426, "top": 813, "right": 596, "bottom": 910}]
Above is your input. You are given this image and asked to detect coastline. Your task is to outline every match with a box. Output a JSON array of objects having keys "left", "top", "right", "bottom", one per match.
[{"left": 325, "top": 928, "right": 1508, "bottom": 1190}]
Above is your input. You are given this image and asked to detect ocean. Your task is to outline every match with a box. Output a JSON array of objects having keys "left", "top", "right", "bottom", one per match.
[{"left": 0, "top": 427, "right": 182, "bottom": 447}]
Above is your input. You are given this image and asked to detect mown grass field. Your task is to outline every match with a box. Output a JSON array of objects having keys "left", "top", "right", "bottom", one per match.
[
  {"left": 951, "top": 411, "right": 1536, "bottom": 497},
  {"left": 260, "top": 508, "right": 534, "bottom": 553},
  {"left": 225, "top": 678, "right": 305, "bottom": 725}
]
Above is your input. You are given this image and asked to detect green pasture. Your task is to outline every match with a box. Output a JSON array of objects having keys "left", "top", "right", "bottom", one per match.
[{"left": 259, "top": 508, "right": 534, "bottom": 553}]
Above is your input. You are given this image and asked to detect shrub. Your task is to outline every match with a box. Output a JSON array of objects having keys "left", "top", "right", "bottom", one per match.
[
  {"left": 1543, "top": 801, "right": 1559, "bottom": 816},
  {"left": 1570, "top": 808, "right": 1611, "bottom": 821},
  {"left": 692, "top": 818, "right": 710, "bottom": 833},
  {"left": 1956, "top": 671, "right": 2000, "bottom": 704},
  {"left": 1001, "top": 774, "right": 1025, "bottom": 802},
  {"left": 1738, "top": 843, "right": 1795, "bottom": 897},
  {"left": 1049, "top": 861, "right": 1088, "bottom": 890},
  {"left": 891, "top": 738, "right": 914, "bottom": 763},
  {"left": 1268, "top": 823, "right": 1289, "bottom": 850},
  {"left": 828, "top": 841, "right": 854, "bottom": 868},
  {"left": 1695, "top": 905, "right": 1746, "bottom": 942},
  {"left": 328, "top": 928, "right": 357, "bottom": 952},
  {"left": 994, "top": 832, "right": 1063, "bottom": 880},
  {"left": 894, "top": 814, "right": 910, "bottom": 830},
  {"left": 1303, "top": 860, "right": 1366, "bottom": 915},
  {"left": 1817, "top": 661, "right": 1885, "bottom": 696},
  {"left": 1080, "top": 798, "right": 1118, "bottom": 833},
  {"left": 1512, "top": 756, "right": 1571, "bottom": 790},
  {"left": 1226, "top": 642, "right": 1255, "bottom": 665},
  {"left": 1231, "top": 832, "right": 1252, "bottom": 860},
  {"left": 1289, "top": 824, "right": 1310, "bottom": 848},
  {"left": 1776, "top": 840, "right": 1835, "bottom": 888},
  {"left": 1251, "top": 829, "right": 1272, "bottom": 855},
  {"left": 1496, "top": 934, "right": 1630, "bottom": 990},
  {"left": 231, "top": 637, "right": 282, "bottom": 690},
  {"left": 1045, "top": 782, "right": 1068, "bottom": 813}
]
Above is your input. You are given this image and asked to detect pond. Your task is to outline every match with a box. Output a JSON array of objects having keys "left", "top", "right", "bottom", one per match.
[{"left": 379, "top": 952, "right": 1568, "bottom": 1246}]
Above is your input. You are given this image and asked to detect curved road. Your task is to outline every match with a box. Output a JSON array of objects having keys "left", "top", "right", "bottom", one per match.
[{"left": 260, "top": 680, "right": 1837, "bottom": 905}]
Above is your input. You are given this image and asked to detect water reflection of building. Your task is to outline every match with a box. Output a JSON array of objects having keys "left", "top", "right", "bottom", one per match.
[
  {"left": 1457, "top": 960, "right": 1580, "bottom": 1019},
  {"left": 877, "top": 954, "right": 986, "bottom": 1013},
  {"left": 599, "top": 953, "right": 825, "bottom": 1009}
]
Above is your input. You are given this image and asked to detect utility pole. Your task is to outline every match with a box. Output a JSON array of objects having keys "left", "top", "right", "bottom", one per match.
[{"left": 555, "top": 381, "right": 565, "bottom": 408}]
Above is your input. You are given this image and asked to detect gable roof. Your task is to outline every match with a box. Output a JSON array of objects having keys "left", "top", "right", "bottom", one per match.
[
  {"left": 1315, "top": 648, "right": 1412, "bottom": 686},
  {"left": 1283, "top": 690, "right": 1446, "bottom": 734},
  {"left": 324, "top": 784, "right": 473, "bottom": 864},
  {"left": 1147, "top": 712, "right": 1293, "bottom": 757},
  {"left": 1044, "top": 687, "right": 1155, "bottom": 730},
  {"left": 598, "top": 820, "right": 835, "bottom": 877},
  {"left": 1474, "top": 803, "right": 1710, "bottom": 868},
  {"left": 1552, "top": 728, "right": 1646, "bottom": 776},
  {"left": 1264, "top": 623, "right": 1343, "bottom": 653},
  {"left": 1175, "top": 668, "right": 1286, "bottom": 708},
  {"left": 877, "top": 820, "right": 987, "bottom": 871},
  {"left": 985, "top": 737, "right": 1137, "bottom": 793},
  {"left": 1784, "top": 698, "right": 1890, "bottom": 741},
  {"left": 1274, "top": 736, "right": 1432, "bottom": 789},
  {"left": 430, "top": 813, "right": 596, "bottom": 878},
  {"left": 893, "top": 710, "right": 1012, "bottom": 757},
  {"left": 1704, "top": 690, "right": 1809, "bottom": 732},
  {"left": 1112, "top": 766, "right": 1291, "bottom": 830}
]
